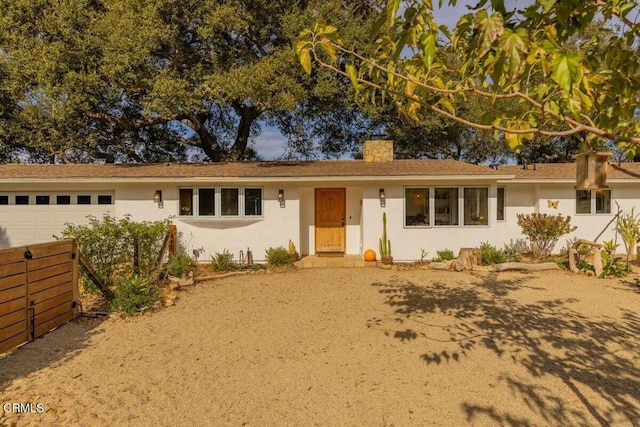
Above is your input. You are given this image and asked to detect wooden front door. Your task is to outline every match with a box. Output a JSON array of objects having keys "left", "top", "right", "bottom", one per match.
[{"left": 315, "top": 188, "right": 346, "bottom": 254}]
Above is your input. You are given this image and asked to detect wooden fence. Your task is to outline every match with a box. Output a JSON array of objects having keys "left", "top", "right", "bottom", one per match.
[{"left": 0, "top": 240, "right": 79, "bottom": 355}]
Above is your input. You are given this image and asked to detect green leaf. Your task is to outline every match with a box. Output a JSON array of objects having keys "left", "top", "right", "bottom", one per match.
[
  {"left": 420, "top": 33, "right": 437, "bottom": 70},
  {"left": 552, "top": 53, "right": 580, "bottom": 94},
  {"left": 345, "top": 64, "right": 361, "bottom": 92},
  {"left": 505, "top": 132, "right": 523, "bottom": 153},
  {"left": 474, "top": 10, "right": 504, "bottom": 58},
  {"left": 295, "top": 41, "right": 312, "bottom": 75}
]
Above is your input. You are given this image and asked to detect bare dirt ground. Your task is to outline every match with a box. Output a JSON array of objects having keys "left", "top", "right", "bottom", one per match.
[{"left": 1, "top": 267, "right": 640, "bottom": 426}]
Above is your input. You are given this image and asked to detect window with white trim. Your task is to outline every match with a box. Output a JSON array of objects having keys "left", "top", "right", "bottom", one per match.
[
  {"left": 464, "top": 188, "right": 488, "bottom": 225},
  {"left": 434, "top": 188, "right": 459, "bottom": 226},
  {"left": 405, "top": 188, "right": 429, "bottom": 227},
  {"left": 178, "top": 187, "right": 263, "bottom": 218},
  {"left": 576, "top": 189, "right": 611, "bottom": 214},
  {"left": 497, "top": 187, "right": 505, "bottom": 221}
]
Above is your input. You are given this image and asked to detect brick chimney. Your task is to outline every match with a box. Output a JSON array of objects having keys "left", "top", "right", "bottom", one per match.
[{"left": 363, "top": 139, "right": 393, "bottom": 162}]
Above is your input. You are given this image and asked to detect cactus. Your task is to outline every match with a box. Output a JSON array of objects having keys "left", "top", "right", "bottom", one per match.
[
  {"left": 379, "top": 212, "right": 392, "bottom": 258},
  {"left": 288, "top": 239, "right": 296, "bottom": 256}
]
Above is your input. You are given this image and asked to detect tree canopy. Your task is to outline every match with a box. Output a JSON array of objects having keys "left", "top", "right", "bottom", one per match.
[
  {"left": 297, "top": 0, "right": 640, "bottom": 157},
  {"left": 0, "top": 0, "right": 380, "bottom": 163}
]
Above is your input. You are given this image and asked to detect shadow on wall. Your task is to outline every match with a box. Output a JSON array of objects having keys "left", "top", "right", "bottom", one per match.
[
  {"left": 368, "top": 273, "right": 640, "bottom": 427},
  {"left": 0, "top": 226, "right": 10, "bottom": 249}
]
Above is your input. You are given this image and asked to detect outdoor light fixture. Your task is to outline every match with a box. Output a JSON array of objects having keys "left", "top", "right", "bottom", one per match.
[
  {"left": 154, "top": 190, "right": 163, "bottom": 208},
  {"left": 379, "top": 188, "right": 386, "bottom": 207},
  {"left": 278, "top": 189, "right": 285, "bottom": 207}
]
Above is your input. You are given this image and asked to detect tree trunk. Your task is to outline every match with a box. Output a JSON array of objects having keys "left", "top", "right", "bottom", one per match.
[
  {"left": 454, "top": 248, "right": 481, "bottom": 271},
  {"left": 226, "top": 104, "right": 261, "bottom": 160},
  {"left": 491, "top": 262, "right": 560, "bottom": 272}
]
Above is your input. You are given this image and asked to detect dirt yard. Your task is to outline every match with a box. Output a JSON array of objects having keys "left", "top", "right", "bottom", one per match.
[{"left": 1, "top": 267, "right": 640, "bottom": 426}]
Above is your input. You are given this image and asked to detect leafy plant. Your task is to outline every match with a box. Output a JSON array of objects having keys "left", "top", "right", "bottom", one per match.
[
  {"left": 601, "top": 239, "right": 629, "bottom": 278},
  {"left": 433, "top": 249, "right": 455, "bottom": 262},
  {"left": 167, "top": 251, "right": 196, "bottom": 277},
  {"left": 517, "top": 213, "right": 577, "bottom": 260},
  {"left": 615, "top": 208, "right": 640, "bottom": 269},
  {"left": 288, "top": 239, "right": 299, "bottom": 261},
  {"left": 379, "top": 212, "right": 392, "bottom": 258},
  {"left": 265, "top": 246, "right": 293, "bottom": 267},
  {"left": 502, "top": 246, "right": 522, "bottom": 263},
  {"left": 110, "top": 275, "right": 159, "bottom": 315},
  {"left": 59, "top": 214, "right": 170, "bottom": 292},
  {"left": 480, "top": 242, "right": 506, "bottom": 265},
  {"left": 211, "top": 249, "right": 236, "bottom": 272}
]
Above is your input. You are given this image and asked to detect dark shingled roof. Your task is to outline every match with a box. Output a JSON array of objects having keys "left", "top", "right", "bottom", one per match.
[
  {"left": 0, "top": 160, "right": 508, "bottom": 180},
  {"left": 498, "top": 162, "right": 640, "bottom": 180}
]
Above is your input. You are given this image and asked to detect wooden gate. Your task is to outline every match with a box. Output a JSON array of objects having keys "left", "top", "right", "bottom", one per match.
[{"left": 0, "top": 240, "right": 79, "bottom": 355}]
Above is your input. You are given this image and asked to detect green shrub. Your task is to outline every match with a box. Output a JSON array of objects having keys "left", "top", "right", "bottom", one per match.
[
  {"left": 265, "top": 246, "right": 293, "bottom": 267},
  {"left": 601, "top": 239, "right": 630, "bottom": 278},
  {"left": 167, "top": 251, "right": 196, "bottom": 277},
  {"left": 433, "top": 249, "right": 455, "bottom": 262},
  {"left": 516, "top": 213, "right": 577, "bottom": 260},
  {"left": 502, "top": 246, "right": 522, "bottom": 262},
  {"left": 480, "top": 242, "right": 506, "bottom": 265},
  {"left": 211, "top": 249, "right": 236, "bottom": 272},
  {"left": 111, "top": 275, "right": 159, "bottom": 315},
  {"left": 59, "top": 214, "right": 170, "bottom": 292}
]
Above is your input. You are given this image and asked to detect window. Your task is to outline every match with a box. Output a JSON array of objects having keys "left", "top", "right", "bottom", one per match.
[
  {"left": 497, "top": 187, "right": 505, "bottom": 221},
  {"left": 405, "top": 188, "right": 429, "bottom": 226},
  {"left": 0, "top": 196, "right": 8, "bottom": 205},
  {"left": 36, "top": 195, "right": 50, "bottom": 205},
  {"left": 434, "top": 188, "right": 459, "bottom": 226},
  {"left": 57, "top": 195, "right": 71, "bottom": 205},
  {"left": 97, "top": 195, "right": 112, "bottom": 205},
  {"left": 179, "top": 188, "right": 194, "bottom": 216},
  {"left": 244, "top": 188, "right": 262, "bottom": 216},
  {"left": 198, "top": 188, "right": 215, "bottom": 216},
  {"left": 77, "top": 195, "right": 91, "bottom": 205},
  {"left": 221, "top": 188, "right": 239, "bottom": 216},
  {"left": 464, "top": 188, "right": 488, "bottom": 225},
  {"left": 16, "top": 195, "right": 29, "bottom": 205},
  {"left": 595, "top": 190, "right": 611, "bottom": 214}
]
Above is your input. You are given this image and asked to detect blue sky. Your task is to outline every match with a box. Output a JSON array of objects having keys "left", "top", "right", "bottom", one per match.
[{"left": 254, "top": 1, "right": 527, "bottom": 159}]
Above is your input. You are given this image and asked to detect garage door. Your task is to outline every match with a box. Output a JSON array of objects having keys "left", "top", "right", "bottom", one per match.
[{"left": 0, "top": 192, "right": 114, "bottom": 249}]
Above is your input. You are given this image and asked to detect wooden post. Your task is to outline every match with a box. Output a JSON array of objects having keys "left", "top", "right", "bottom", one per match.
[
  {"left": 168, "top": 225, "right": 177, "bottom": 256},
  {"left": 133, "top": 236, "right": 140, "bottom": 276},
  {"left": 71, "top": 240, "right": 80, "bottom": 316},
  {"left": 79, "top": 252, "right": 113, "bottom": 299}
]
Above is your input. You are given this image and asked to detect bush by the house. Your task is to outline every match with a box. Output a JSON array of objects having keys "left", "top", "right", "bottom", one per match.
[
  {"left": 516, "top": 213, "right": 577, "bottom": 260},
  {"left": 60, "top": 214, "right": 170, "bottom": 292},
  {"left": 167, "top": 250, "right": 196, "bottom": 277},
  {"left": 433, "top": 249, "right": 455, "bottom": 262},
  {"left": 110, "top": 275, "right": 159, "bottom": 315},
  {"left": 480, "top": 242, "right": 506, "bottom": 265},
  {"left": 211, "top": 249, "right": 236, "bottom": 272},
  {"left": 265, "top": 246, "right": 293, "bottom": 267},
  {"left": 479, "top": 242, "right": 522, "bottom": 265},
  {"left": 601, "top": 240, "right": 630, "bottom": 278}
]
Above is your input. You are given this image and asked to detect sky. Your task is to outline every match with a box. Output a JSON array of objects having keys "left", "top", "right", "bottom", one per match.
[{"left": 252, "top": 0, "right": 530, "bottom": 159}]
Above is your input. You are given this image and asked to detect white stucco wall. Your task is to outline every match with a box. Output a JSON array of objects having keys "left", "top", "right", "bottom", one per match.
[
  {"left": 115, "top": 183, "right": 300, "bottom": 262},
  {"left": 5, "top": 177, "right": 640, "bottom": 261},
  {"left": 497, "top": 182, "right": 640, "bottom": 254},
  {"left": 361, "top": 181, "right": 500, "bottom": 262}
]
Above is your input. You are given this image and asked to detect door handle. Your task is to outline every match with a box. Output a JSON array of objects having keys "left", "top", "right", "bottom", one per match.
[{"left": 341, "top": 218, "right": 345, "bottom": 226}]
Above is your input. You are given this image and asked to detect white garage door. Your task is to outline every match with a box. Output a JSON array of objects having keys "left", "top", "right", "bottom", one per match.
[{"left": 0, "top": 192, "right": 114, "bottom": 249}]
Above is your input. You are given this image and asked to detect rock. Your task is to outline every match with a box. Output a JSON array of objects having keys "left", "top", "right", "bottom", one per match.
[
  {"left": 164, "top": 298, "right": 176, "bottom": 307},
  {"left": 169, "top": 282, "right": 180, "bottom": 291}
]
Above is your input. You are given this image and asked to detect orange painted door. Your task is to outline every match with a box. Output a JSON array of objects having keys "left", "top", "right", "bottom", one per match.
[{"left": 315, "top": 188, "right": 346, "bottom": 253}]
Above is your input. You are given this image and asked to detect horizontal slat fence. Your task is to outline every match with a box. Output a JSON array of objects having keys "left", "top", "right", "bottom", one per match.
[{"left": 0, "top": 240, "right": 78, "bottom": 355}]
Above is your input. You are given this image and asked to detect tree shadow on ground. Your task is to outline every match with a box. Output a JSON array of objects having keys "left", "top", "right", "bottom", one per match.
[
  {"left": 370, "top": 273, "right": 640, "bottom": 426},
  {"left": 0, "top": 317, "right": 106, "bottom": 390}
]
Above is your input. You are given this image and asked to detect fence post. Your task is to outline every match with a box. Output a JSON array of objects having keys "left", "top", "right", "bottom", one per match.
[
  {"left": 72, "top": 239, "right": 80, "bottom": 316},
  {"left": 133, "top": 236, "right": 140, "bottom": 276},
  {"left": 168, "top": 225, "right": 177, "bottom": 256}
]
